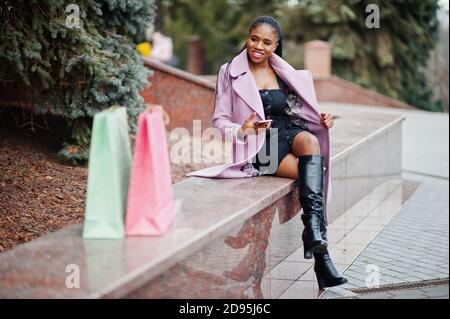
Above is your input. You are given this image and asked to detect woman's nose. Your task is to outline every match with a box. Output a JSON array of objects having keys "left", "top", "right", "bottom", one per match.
[{"left": 256, "top": 42, "right": 263, "bottom": 50}]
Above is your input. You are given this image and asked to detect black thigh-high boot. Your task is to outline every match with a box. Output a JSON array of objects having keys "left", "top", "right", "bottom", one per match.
[
  {"left": 313, "top": 223, "right": 348, "bottom": 290},
  {"left": 298, "top": 155, "right": 328, "bottom": 259}
]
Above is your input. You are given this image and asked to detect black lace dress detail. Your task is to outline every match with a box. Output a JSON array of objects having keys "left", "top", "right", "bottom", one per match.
[{"left": 245, "top": 74, "right": 310, "bottom": 175}]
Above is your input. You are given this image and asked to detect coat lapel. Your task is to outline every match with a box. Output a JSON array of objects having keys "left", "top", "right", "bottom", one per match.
[
  {"left": 269, "top": 54, "right": 321, "bottom": 124},
  {"left": 230, "top": 50, "right": 265, "bottom": 119},
  {"left": 232, "top": 73, "right": 265, "bottom": 119}
]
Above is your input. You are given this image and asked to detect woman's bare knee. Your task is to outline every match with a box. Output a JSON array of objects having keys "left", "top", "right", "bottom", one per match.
[
  {"left": 291, "top": 131, "right": 320, "bottom": 156},
  {"left": 275, "top": 153, "right": 298, "bottom": 179}
]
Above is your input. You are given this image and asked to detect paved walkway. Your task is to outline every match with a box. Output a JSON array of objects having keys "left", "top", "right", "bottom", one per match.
[
  {"left": 340, "top": 281, "right": 449, "bottom": 299},
  {"left": 321, "top": 173, "right": 449, "bottom": 299},
  {"left": 276, "top": 178, "right": 411, "bottom": 299},
  {"left": 318, "top": 103, "right": 449, "bottom": 299},
  {"left": 348, "top": 174, "right": 448, "bottom": 286},
  {"left": 273, "top": 104, "right": 449, "bottom": 299}
]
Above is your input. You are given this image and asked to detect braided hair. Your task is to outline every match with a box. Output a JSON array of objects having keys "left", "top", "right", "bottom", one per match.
[{"left": 219, "top": 16, "right": 283, "bottom": 96}]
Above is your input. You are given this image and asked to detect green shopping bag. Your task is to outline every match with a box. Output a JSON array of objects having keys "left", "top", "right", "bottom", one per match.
[{"left": 83, "top": 106, "right": 132, "bottom": 239}]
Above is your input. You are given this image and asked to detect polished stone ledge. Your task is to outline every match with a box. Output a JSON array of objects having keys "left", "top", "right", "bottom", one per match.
[{"left": 0, "top": 109, "right": 404, "bottom": 298}]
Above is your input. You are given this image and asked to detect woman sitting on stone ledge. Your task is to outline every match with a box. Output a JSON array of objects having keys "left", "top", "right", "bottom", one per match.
[{"left": 186, "top": 16, "right": 347, "bottom": 291}]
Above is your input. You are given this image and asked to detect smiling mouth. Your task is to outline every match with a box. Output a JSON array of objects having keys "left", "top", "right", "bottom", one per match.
[{"left": 252, "top": 51, "right": 264, "bottom": 58}]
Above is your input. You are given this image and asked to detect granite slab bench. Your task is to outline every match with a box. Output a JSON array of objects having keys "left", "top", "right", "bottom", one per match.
[{"left": 0, "top": 107, "right": 404, "bottom": 298}]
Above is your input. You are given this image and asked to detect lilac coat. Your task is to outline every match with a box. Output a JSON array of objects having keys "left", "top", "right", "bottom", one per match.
[{"left": 186, "top": 49, "right": 332, "bottom": 216}]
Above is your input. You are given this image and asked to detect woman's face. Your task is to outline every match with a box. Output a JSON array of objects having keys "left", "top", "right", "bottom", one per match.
[{"left": 246, "top": 24, "right": 279, "bottom": 64}]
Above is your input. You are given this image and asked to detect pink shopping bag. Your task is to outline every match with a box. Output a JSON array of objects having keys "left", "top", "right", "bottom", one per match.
[{"left": 125, "top": 105, "right": 175, "bottom": 236}]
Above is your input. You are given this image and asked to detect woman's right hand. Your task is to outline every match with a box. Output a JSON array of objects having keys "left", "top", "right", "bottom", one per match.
[{"left": 239, "top": 112, "right": 271, "bottom": 136}]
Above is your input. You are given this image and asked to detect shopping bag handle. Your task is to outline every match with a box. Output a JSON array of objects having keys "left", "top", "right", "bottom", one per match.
[{"left": 145, "top": 104, "right": 170, "bottom": 126}]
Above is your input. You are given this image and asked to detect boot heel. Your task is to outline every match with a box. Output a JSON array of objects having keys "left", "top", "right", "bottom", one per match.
[
  {"left": 302, "top": 231, "right": 313, "bottom": 259},
  {"left": 314, "top": 251, "right": 349, "bottom": 290},
  {"left": 303, "top": 245, "right": 313, "bottom": 259},
  {"left": 315, "top": 272, "right": 326, "bottom": 290}
]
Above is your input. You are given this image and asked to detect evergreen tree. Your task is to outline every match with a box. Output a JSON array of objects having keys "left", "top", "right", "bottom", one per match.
[
  {"left": 0, "top": 0, "right": 156, "bottom": 161},
  {"left": 280, "top": 0, "right": 442, "bottom": 111},
  {"left": 161, "top": 0, "right": 286, "bottom": 74}
]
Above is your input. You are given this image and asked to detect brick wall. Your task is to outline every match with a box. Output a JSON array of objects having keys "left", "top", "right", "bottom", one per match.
[
  {"left": 140, "top": 58, "right": 216, "bottom": 134},
  {"left": 315, "top": 76, "right": 414, "bottom": 109}
]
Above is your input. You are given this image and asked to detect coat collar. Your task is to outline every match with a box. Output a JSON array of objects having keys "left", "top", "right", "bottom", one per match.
[
  {"left": 229, "top": 48, "right": 294, "bottom": 76},
  {"left": 228, "top": 49, "right": 320, "bottom": 123}
]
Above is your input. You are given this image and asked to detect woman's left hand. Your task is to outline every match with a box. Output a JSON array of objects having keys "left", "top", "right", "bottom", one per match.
[{"left": 320, "top": 113, "right": 334, "bottom": 129}]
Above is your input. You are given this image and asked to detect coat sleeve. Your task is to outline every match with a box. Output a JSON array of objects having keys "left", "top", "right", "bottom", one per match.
[{"left": 212, "top": 64, "right": 248, "bottom": 145}]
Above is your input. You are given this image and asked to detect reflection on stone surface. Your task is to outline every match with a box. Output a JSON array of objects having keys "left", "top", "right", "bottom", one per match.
[
  {"left": 223, "top": 211, "right": 274, "bottom": 284},
  {"left": 386, "top": 125, "right": 402, "bottom": 179},
  {"left": 83, "top": 239, "right": 126, "bottom": 294},
  {"left": 345, "top": 145, "right": 370, "bottom": 211},
  {"left": 125, "top": 192, "right": 301, "bottom": 299},
  {"left": 327, "top": 159, "right": 346, "bottom": 224}
]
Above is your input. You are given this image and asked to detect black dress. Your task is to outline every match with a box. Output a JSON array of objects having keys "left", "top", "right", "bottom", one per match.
[{"left": 248, "top": 74, "right": 310, "bottom": 176}]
